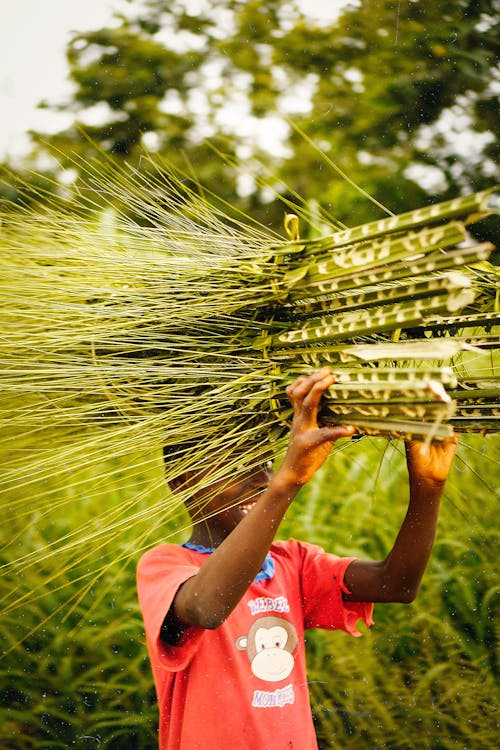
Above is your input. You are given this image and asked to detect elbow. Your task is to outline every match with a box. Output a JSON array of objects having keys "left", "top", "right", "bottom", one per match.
[
  {"left": 378, "top": 560, "right": 424, "bottom": 603},
  {"left": 377, "top": 569, "right": 421, "bottom": 603},
  {"left": 395, "top": 587, "right": 418, "bottom": 604},
  {"left": 386, "top": 581, "right": 420, "bottom": 604},
  {"left": 175, "top": 579, "right": 229, "bottom": 630},
  {"left": 197, "top": 614, "right": 226, "bottom": 630},
  {"left": 183, "top": 599, "right": 227, "bottom": 630}
]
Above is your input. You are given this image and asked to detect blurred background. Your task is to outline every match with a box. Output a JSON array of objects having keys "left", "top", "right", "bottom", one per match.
[
  {"left": 0, "top": 1, "right": 498, "bottom": 748},
  {"left": 1, "top": 0, "right": 498, "bottom": 234}
]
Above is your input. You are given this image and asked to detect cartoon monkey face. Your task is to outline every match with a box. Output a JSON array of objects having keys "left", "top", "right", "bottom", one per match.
[{"left": 236, "top": 616, "right": 298, "bottom": 682}]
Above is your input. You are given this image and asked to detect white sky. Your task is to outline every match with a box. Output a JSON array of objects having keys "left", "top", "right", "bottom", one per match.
[
  {"left": 0, "top": 0, "right": 348, "bottom": 160},
  {"left": 0, "top": 1, "right": 117, "bottom": 158}
]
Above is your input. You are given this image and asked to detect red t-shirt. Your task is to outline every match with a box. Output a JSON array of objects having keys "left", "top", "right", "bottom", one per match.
[{"left": 137, "top": 539, "right": 374, "bottom": 750}]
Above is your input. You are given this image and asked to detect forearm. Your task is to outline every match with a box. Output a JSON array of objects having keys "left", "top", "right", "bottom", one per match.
[
  {"left": 379, "top": 478, "right": 444, "bottom": 600},
  {"left": 173, "top": 472, "right": 300, "bottom": 629},
  {"left": 345, "top": 478, "right": 445, "bottom": 603},
  {"left": 171, "top": 370, "right": 358, "bottom": 628},
  {"left": 345, "top": 434, "right": 457, "bottom": 604}
]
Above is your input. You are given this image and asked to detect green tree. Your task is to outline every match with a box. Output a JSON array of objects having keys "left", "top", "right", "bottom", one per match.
[
  {"left": 0, "top": 161, "right": 60, "bottom": 209},
  {"left": 33, "top": 14, "right": 204, "bottom": 161},
  {"left": 27, "top": 0, "right": 499, "bottom": 228},
  {"left": 276, "top": 0, "right": 499, "bottom": 222}
]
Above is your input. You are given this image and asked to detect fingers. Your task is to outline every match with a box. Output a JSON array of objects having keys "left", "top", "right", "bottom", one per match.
[
  {"left": 405, "top": 431, "right": 459, "bottom": 484},
  {"left": 286, "top": 368, "right": 333, "bottom": 422},
  {"left": 320, "top": 424, "right": 357, "bottom": 442},
  {"left": 435, "top": 432, "right": 459, "bottom": 461},
  {"left": 286, "top": 368, "right": 331, "bottom": 402},
  {"left": 405, "top": 431, "right": 459, "bottom": 456}
]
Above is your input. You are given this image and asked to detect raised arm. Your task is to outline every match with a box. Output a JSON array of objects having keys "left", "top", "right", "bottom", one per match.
[
  {"left": 169, "top": 369, "right": 355, "bottom": 632},
  {"left": 344, "top": 434, "right": 458, "bottom": 603}
]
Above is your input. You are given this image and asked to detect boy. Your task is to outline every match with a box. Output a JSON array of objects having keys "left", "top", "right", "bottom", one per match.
[{"left": 137, "top": 368, "right": 458, "bottom": 749}]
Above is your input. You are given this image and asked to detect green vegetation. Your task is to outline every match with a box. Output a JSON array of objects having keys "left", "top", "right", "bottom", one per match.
[
  {"left": 0, "top": 1, "right": 498, "bottom": 746},
  {"left": 3, "top": 0, "right": 498, "bottom": 237},
  {"left": 1, "top": 136, "right": 498, "bottom": 750},
  {"left": 1, "top": 437, "right": 497, "bottom": 748},
  {"left": 1, "top": 136, "right": 497, "bottom": 750},
  {"left": 284, "top": 436, "right": 499, "bottom": 749},
  {"left": 1, "top": 160, "right": 497, "bottom": 608}
]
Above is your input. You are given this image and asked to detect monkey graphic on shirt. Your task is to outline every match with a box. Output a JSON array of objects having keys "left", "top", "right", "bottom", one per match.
[{"left": 236, "top": 616, "right": 298, "bottom": 682}]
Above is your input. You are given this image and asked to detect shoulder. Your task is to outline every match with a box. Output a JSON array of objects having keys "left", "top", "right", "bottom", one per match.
[
  {"left": 271, "top": 539, "right": 352, "bottom": 578},
  {"left": 137, "top": 543, "right": 197, "bottom": 574},
  {"left": 270, "top": 538, "right": 326, "bottom": 571},
  {"left": 138, "top": 542, "right": 181, "bottom": 564},
  {"left": 271, "top": 538, "right": 325, "bottom": 559}
]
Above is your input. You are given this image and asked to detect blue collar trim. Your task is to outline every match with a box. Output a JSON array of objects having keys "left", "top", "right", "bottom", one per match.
[{"left": 181, "top": 542, "right": 275, "bottom": 583}]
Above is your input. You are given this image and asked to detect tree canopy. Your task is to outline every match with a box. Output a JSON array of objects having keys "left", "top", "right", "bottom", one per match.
[{"left": 7, "top": 0, "right": 500, "bottom": 229}]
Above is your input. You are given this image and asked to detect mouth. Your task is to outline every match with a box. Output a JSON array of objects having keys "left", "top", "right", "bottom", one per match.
[{"left": 236, "top": 477, "right": 270, "bottom": 515}]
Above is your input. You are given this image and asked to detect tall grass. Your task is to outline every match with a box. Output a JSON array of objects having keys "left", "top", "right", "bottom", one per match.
[
  {"left": 0, "top": 452, "right": 165, "bottom": 749},
  {"left": 1, "top": 159, "right": 498, "bottom": 605},
  {"left": 283, "top": 436, "right": 499, "bottom": 750},
  {"left": 0, "top": 436, "right": 497, "bottom": 748}
]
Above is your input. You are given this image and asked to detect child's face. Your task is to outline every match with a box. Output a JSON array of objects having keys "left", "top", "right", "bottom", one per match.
[{"left": 188, "top": 461, "right": 273, "bottom": 533}]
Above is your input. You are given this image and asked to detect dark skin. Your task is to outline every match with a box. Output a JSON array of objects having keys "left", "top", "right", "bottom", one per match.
[{"left": 168, "top": 368, "right": 458, "bottom": 633}]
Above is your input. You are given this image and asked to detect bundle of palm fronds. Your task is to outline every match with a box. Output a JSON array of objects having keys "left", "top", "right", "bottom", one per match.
[
  {"left": 1, "top": 163, "right": 498, "bottom": 467},
  {"left": 0, "top": 161, "right": 498, "bottom": 619}
]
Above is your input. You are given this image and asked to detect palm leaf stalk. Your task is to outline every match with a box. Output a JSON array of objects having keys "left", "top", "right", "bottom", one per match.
[
  {"left": 1, "top": 174, "right": 498, "bottom": 464},
  {"left": 0, "top": 162, "right": 498, "bottom": 623}
]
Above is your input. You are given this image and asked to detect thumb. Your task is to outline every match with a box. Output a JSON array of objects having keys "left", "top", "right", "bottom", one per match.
[{"left": 320, "top": 424, "right": 357, "bottom": 442}]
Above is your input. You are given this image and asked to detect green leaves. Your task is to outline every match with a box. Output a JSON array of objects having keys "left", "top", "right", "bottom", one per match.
[
  {"left": 251, "top": 188, "right": 497, "bottom": 439},
  {"left": 16, "top": 0, "right": 496, "bottom": 229}
]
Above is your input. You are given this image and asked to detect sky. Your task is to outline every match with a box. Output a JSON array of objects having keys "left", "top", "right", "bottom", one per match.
[
  {"left": 0, "top": 0, "right": 348, "bottom": 160},
  {"left": 0, "top": 0, "right": 116, "bottom": 158}
]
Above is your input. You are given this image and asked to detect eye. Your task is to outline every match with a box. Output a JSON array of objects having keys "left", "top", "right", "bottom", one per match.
[{"left": 274, "top": 640, "right": 281, "bottom": 648}]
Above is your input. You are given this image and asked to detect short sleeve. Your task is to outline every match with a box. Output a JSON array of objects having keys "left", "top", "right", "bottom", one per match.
[
  {"left": 136, "top": 545, "right": 205, "bottom": 671},
  {"left": 296, "top": 541, "right": 374, "bottom": 636}
]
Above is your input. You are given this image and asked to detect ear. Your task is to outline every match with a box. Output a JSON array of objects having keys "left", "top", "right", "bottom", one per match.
[
  {"left": 236, "top": 636, "right": 248, "bottom": 651},
  {"left": 168, "top": 472, "right": 195, "bottom": 492},
  {"left": 168, "top": 474, "right": 185, "bottom": 491}
]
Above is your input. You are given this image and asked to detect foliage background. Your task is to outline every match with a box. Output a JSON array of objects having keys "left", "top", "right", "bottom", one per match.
[
  {"left": 1, "top": 437, "right": 498, "bottom": 748},
  {"left": 2, "top": 0, "right": 498, "bottom": 238},
  {"left": 1, "top": 0, "right": 498, "bottom": 747}
]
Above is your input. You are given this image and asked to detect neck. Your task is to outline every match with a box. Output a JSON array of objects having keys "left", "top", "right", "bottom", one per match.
[{"left": 188, "top": 521, "right": 228, "bottom": 549}]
